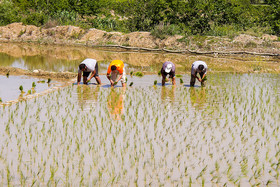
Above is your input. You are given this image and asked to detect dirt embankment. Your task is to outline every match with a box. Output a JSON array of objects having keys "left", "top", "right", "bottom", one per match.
[
  {"left": 0, "top": 66, "right": 76, "bottom": 80},
  {"left": 0, "top": 22, "right": 279, "bottom": 56}
]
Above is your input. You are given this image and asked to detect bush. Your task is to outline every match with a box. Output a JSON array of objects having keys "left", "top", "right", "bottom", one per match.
[
  {"left": 21, "top": 11, "right": 48, "bottom": 26},
  {"left": 0, "top": 0, "right": 20, "bottom": 25},
  {"left": 207, "top": 24, "right": 239, "bottom": 37},
  {"left": 151, "top": 22, "right": 182, "bottom": 39},
  {"left": 51, "top": 10, "right": 79, "bottom": 26},
  {"left": 87, "top": 16, "right": 127, "bottom": 32}
]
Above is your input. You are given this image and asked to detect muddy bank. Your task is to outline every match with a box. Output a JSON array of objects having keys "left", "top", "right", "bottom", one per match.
[
  {"left": 0, "top": 23, "right": 279, "bottom": 56},
  {"left": 0, "top": 66, "right": 76, "bottom": 80}
]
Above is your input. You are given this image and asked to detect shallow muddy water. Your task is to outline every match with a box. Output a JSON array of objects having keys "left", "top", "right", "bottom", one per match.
[
  {"left": 0, "top": 75, "right": 61, "bottom": 103},
  {"left": 1, "top": 43, "right": 280, "bottom": 75},
  {"left": 0, "top": 43, "right": 280, "bottom": 185},
  {"left": 1, "top": 42, "right": 279, "bottom": 104},
  {"left": 0, "top": 73, "right": 279, "bottom": 186}
]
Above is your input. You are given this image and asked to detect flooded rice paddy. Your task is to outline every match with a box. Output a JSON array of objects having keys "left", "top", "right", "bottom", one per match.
[
  {"left": 0, "top": 75, "right": 63, "bottom": 103},
  {"left": 0, "top": 73, "right": 280, "bottom": 186},
  {"left": 0, "top": 43, "right": 280, "bottom": 186}
]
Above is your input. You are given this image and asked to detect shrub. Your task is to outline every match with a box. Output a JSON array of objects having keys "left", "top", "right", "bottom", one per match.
[
  {"left": 151, "top": 22, "right": 182, "bottom": 39},
  {"left": 0, "top": 0, "right": 20, "bottom": 25},
  {"left": 21, "top": 11, "right": 48, "bottom": 26},
  {"left": 207, "top": 24, "right": 239, "bottom": 38},
  {"left": 51, "top": 10, "right": 79, "bottom": 26}
]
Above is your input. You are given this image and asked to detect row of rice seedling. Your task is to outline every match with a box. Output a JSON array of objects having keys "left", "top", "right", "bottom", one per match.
[{"left": 0, "top": 73, "right": 279, "bottom": 186}]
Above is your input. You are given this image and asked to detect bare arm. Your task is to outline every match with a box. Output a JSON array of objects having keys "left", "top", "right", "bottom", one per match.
[
  {"left": 88, "top": 70, "right": 96, "bottom": 82},
  {"left": 107, "top": 73, "right": 114, "bottom": 86},
  {"left": 193, "top": 73, "right": 201, "bottom": 82},
  {"left": 172, "top": 77, "right": 176, "bottom": 85},
  {"left": 116, "top": 74, "right": 123, "bottom": 83},
  {"left": 201, "top": 73, "right": 206, "bottom": 81}
]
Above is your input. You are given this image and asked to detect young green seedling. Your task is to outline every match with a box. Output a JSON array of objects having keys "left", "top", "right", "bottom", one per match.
[
  {"left": 47, "top": 78, "right": 51, "bottom": 83},
  {"left": 154, "top": 80, "right": 157, "bottom": 86},
  {"left": 32, "top": 82, "right": 36, "bottom": 88},
  {"left": 129, "top": 82, "right": 133, "bottom": 86},
  {"left": 19, "top": 85, "right": 24, "bottom": 92},
  {"left": 135, "top": 72, "right": 143, "bottom": 77}
]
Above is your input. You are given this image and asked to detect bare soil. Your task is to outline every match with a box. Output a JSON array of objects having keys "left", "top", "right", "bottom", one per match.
[
  {"left": 0, "top": 23, "right": 279, "bottom": 79},
  {"left": 0, "top": 22, "right": 279, "bottom": 55},
  {"left": 0, "top": 66, "right": 76, "bottom": 80}
]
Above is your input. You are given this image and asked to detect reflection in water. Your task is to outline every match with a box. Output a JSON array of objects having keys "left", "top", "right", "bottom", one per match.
[
  {"left": 0, "top": 52, "right": 81, "bottom": 72},
  {"left": 190, "top": 87, "right": 207, "bottom": 109},
  {"left": 76, "top": 85, "right": 100, "bottom": 107},
  {"left": 107, "top": 88, "right": 126, "bottom": 120},
  {"left": 161, "top": 86, "right": 175, "bottom": 102},
  {"left": 1, "top": 43, "right": 280, "bottom": 75}
]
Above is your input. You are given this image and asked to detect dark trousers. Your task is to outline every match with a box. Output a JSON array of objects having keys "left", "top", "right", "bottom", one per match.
[{"left": 190, "top": 72, "right": 205, "bottom": 87}]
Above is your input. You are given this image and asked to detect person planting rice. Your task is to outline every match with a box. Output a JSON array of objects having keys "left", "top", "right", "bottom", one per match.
[
  {"left": 161, "top": 61, "right": 176, "bottom": 86},
  {"left": 77, "top": 58, "right": 101, "bottom": 85},
  {"left": 107, "top": 60, "right": 126, "bottom": 87},
  {"left": 190, "top": 61, "right": 207, "bottom": 87}
]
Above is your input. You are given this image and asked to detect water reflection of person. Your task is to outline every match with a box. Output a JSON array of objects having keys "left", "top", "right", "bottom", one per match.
[
  {"left": 190, "top": 87, "right": 207, "bottom": 109},
  {"left": 161, "top": 85, "right": 175, "bottom": 102},
  {"left": 107, "top": 87, "right": 126, "bottom": 120},
  {"left": 77, "top": 85, "right": 100, "bottom": 107}
]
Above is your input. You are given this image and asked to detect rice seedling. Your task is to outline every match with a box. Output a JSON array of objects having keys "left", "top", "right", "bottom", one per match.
[
  {"left": 135, "top": 72, "right": 144, "bottom": 77},
  {"left": 129, "top": 82, "right": 133, "bottom": 86},
  {"left": 47, "top": 78, "right": 52, "bottom": 83},
  {"left": 154, "top": 80, "right": 157, "bottom": 85},
  {"left": 6, "top": 71, "right": 10, "bottom": 78},
  {"left": 19, "top": 85, "right": 24, "bottom": 92},
  {"left": 32, "top": 82, "right": 36, "bottom": 88},
  {"left": 180, "top": 78, "right": 183, "bottom": 84}
]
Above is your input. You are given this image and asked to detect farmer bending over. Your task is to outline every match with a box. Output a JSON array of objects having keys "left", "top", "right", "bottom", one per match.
[
  {"left": 190, "top": 61, "right": 207, "bottom": 87},
  {"left": 161, "top": 61, "right": 176, "bottom": 86},
  {"left": 77, "top": 58, "right": 101, "bottom": 85},
  {"left": 107, "top": 60, "right": 126, "bottom": 87}
]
